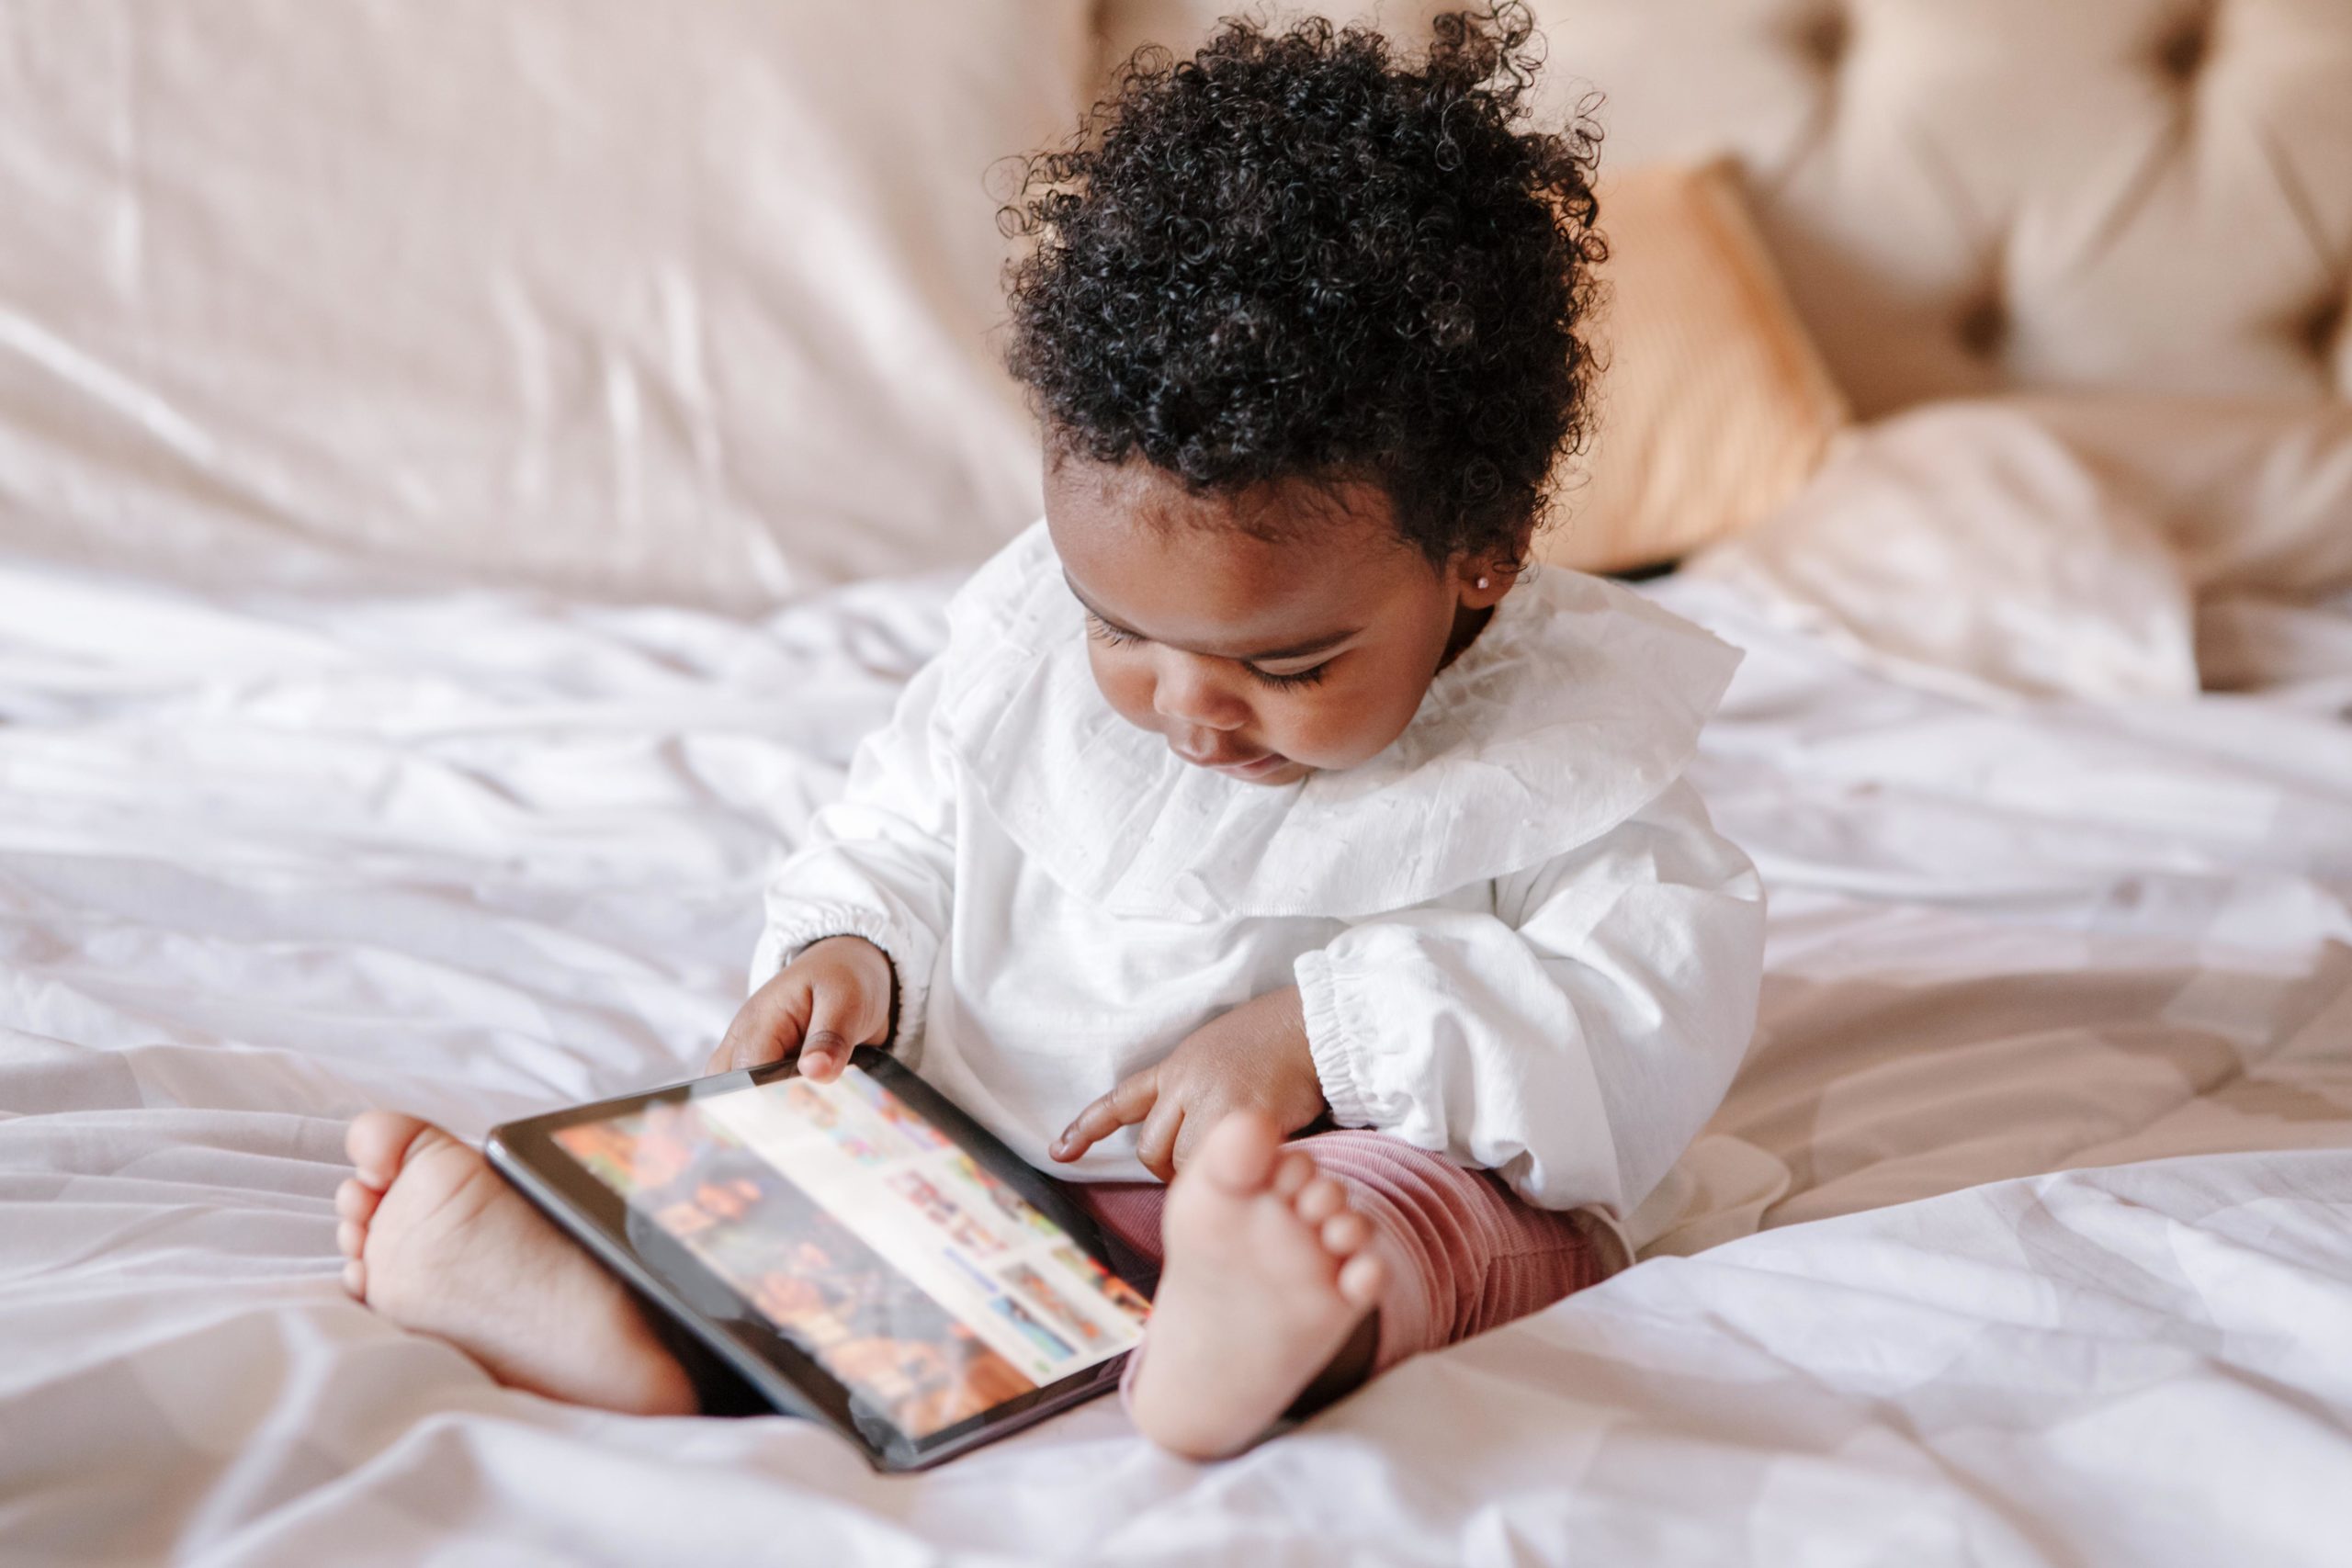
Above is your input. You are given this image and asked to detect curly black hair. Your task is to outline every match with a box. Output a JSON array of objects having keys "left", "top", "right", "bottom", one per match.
[{"left": 999, "top": 2, "right": 1604, "bottom": 570}]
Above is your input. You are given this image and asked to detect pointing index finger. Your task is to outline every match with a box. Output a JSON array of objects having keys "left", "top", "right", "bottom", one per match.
[{"left": 1049, "top": 1067, "right": 1159, "bottom": 1162}]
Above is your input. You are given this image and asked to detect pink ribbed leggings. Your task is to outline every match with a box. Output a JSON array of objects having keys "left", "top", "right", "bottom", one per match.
[{"left": 1078, "top": 1128, "right": 1611, "bottom": 1389}]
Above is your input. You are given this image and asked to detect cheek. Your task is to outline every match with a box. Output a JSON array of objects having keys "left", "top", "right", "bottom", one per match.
[
  {"left": 1086, "top": 643, "right": 1159, "bottom": 727},
  {"left": 1273, "top": 640, "right": 1445, "bottom": 763},
  {"left": 1290, "top": 691, "right": 1408, "bottom": 761}
]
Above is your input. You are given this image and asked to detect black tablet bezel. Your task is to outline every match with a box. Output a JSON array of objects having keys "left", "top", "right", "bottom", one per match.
[{"left": 484, "top": 1046, "right": 1148, "bottom": 1471}]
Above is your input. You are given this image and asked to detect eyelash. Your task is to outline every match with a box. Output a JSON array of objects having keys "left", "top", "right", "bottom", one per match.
[
  {"left": 1084, "top": 615, "right": 1140, "bottom": 649},
  {"left": 1085, "top": 615, "right": 1331, "bottom": 690},
  {"left": 1248, "top": 661, "right": 1330, "bottom": 691}
]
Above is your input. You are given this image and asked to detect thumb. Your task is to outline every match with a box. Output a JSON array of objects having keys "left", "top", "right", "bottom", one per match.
[{"left": 797, "top": 982, "right": 867, "bottom": 1083}]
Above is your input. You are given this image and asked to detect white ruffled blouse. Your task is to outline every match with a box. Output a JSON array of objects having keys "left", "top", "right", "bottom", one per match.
[{"left": 753, "top": 522, "right": 1765, "bottom": 1247}]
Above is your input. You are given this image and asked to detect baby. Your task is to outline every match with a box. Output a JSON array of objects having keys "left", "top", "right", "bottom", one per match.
[{"left": 334, "top": 4, "right": 1765, "bottom": 1460}]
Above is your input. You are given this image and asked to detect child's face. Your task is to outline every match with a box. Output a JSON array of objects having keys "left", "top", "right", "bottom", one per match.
[{"left": 1044, "top": 454, "right": 1511, "bottom": 787}]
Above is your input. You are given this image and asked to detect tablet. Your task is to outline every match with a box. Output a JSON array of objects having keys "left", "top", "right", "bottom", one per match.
[{"left": 485, "top": 1047, "right": 1153, "bottom": 1471}]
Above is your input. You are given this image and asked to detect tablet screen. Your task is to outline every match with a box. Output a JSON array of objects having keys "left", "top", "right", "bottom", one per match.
[{"left": 548, "top": 1063, "right": 1149, "bottom": 1441}]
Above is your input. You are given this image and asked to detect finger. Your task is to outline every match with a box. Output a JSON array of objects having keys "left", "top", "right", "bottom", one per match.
[
  {"left": 712, "top": 995, "right": 765, "bottom": 1073},
  {"left": 718, "top": 988, "right": 806, "bottom": 1074},
  {"left": 1134, "top": 1100, "right": 1185, "bottom": 1184},
  {"left": 1168, "top": 1103, "right": 1223, "bottom": 1177},
  {"left": 1051, "top": 1069, "right": 1159, "bottom": 1162},
  {"left": 730, "top": 1024, "right": 797, "bottom": 1073},
  {"left": 711, "top": 1022, "right": 755, "bottom": 1076}
]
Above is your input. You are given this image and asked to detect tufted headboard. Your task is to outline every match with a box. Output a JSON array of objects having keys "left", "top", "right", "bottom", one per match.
[
  {"left": 3, "top": 3, "right": 2337, "bottom": 603},
  {"left": 1096, "top": 0, "right": 2352, "bottom": 414}
]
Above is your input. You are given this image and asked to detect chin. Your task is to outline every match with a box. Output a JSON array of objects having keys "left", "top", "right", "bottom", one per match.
[{"left": 1191, "top": 752, "right": 1313, "bottom": 785}]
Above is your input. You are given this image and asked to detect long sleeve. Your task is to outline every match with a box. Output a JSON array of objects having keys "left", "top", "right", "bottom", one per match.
[
  {"left": 1292, "top": 779, "right": 1765, "bottom": 1226},
  {"left": 750, "top": 652, "right": 959, "bottom": 1048}
]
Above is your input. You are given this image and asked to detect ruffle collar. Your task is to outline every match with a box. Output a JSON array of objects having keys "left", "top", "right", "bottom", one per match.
[{"left": 937, "top": 524, "right": 1741, "bottom": 920}]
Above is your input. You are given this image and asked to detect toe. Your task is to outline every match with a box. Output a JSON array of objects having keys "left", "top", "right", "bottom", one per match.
[
  {"left": 1338, "top": 1251, "right": 1386, "bottom": 1310},
  {"left": 1320, "top": 1211, "right": 1371, "bottom": 1256},
  {"left": 342, "top": 1258, "right": 367, "bottom": 1300},
  {"left": 1270, "top": 1150, "right": 1316, "bottom": 1201},
  {"left": 335, "top": 1178, "right": 380, "bottom": 1225},
  {"left": 1192, "top": 1110, "right": 1283, "bottom": 1196},
  {"left": 346, "top": 1111, "right": 433, "bottom": 1190},
  {"left": 336, "top": 1218, "right": 367, "bottom": 1259},
  {"left": 1294, "top": 1176, "right": 1346, "bottom": 1225}
]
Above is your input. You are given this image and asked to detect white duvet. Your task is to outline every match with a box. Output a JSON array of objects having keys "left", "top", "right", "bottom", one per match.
[{"left": 5, "top": 478, "right": 2351, "bottom": 1563}]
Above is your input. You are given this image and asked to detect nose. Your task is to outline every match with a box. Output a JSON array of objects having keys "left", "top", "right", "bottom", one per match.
[{"left": 1150, "top": 652, "right": 1248, "bottom": 732}]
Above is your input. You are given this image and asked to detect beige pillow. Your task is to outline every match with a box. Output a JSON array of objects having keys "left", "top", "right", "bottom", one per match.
[
  {"left": 1688, "top": 403, "right": 2200, "bottom": 705},
  {"left": 1538, "top": 160, "right": 1850, "bottom": 574},
  {"left": 1995, "top": 394, "right": 2352, "bottom": 600}
]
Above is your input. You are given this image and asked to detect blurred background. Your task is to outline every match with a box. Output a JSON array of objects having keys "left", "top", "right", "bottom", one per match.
[{"left": 2, "top": 0, "right": 2342, "bottom": 610}]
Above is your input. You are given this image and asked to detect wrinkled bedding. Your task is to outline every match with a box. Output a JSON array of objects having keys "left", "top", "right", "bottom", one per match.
[{"left": 3, "top": 525, "right": 2348, "bottom": 1564}]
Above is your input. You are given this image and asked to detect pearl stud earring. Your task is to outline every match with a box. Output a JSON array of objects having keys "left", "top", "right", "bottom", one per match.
[{"left": 1476, "top": 576, "right": 1490, "bottom": 590}]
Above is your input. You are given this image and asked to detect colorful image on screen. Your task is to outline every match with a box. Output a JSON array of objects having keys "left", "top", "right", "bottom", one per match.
[{"left": 552, "top": 1065, "right": 1148, "bottom": 1440}]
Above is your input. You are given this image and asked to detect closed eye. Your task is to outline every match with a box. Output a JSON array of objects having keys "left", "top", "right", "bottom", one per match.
[
  {"left": 1089, "top": 609, "right": 1331, "bottom": 688},
  {"left": 1084, "top": 612, "right": 1143, "bottom": 648},
  {"left": 1246, "top": 660, "right": 1331, "bottom": 690}
]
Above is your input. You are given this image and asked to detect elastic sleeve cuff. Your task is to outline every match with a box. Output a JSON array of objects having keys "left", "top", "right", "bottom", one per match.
[
  {"left": 749, "top": 906, "right": 923, "bottom": 1050},
  {"left": 1294, "top": 946, "right": 1383, "bottom": 1130}
]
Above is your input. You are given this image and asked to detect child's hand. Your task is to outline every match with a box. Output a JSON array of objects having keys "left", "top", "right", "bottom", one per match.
[
  {"left": 1050, "top": 986, "right": 1328, "bottom": 1181},
  {"left": 706, "top": 936, "right": 894, "bottom": 1083}
]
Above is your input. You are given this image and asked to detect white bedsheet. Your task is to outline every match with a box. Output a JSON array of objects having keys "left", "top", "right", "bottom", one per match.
[{"left": 3, "top": 551, "right": 2349, "bottom": 1565}]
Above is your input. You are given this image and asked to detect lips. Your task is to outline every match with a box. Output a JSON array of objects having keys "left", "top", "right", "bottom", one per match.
[
  {"left": 1175, "top": 746, "right": 1257, "bottom": 767},
  {"left": 1175, "top": 744, "right": 1289, "bottom": 778}
]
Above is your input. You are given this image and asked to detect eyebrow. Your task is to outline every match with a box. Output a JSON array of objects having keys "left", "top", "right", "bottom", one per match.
[{"left": 1063, "top": 575, "right": 1361, "bottom": 663}]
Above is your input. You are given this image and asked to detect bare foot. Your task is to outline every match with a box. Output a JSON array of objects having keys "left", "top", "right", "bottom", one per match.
[
  {"left": 1127, "top": 1111, "right": 1387, "bottom": 1459},
  {"left": 336, "top": 1111, "right": 696, "bottom": 1416}
]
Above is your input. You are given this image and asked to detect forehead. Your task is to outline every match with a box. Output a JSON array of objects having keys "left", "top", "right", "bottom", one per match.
[{"left": 1043, "top": 457, "right": 1421, "bottom": 651}]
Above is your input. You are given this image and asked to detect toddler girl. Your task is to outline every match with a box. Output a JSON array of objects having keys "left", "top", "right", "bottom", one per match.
[{"left": 334, "top": 4, "right": 1765, "bottom": 1461}]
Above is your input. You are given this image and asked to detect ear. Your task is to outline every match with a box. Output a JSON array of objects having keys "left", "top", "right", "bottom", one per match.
[{"left": 1452, "top": 551, "right": 1519, "bottom": 610}]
